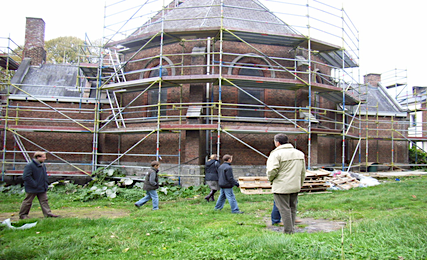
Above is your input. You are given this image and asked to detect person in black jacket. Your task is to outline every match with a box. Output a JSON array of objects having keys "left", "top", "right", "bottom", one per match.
[
  {"left": 204, "top": 154, "right": 220, "bottom": 202},
  {"left": 19, "top": 151, "right": 59, "bottom": 219},
  {"left": 135, "top": 161, "right": 160, "bottom": 210},
  {"left": 214, "top": 154, "right": 243, "bottom": 214}
]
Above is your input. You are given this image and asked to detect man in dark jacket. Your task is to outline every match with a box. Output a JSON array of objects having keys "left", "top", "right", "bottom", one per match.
[
  {"left": 204, "top": 154, "right": 220, "bottom": 202},
  {"left": 214, "top": 154, "right": 243, "bottom": 214},
  {"left": 135, "top": 161, "right": 160, "bottom": 210},
  {"left": 19, "top": 151, "right": 59, "bottom": 219}
]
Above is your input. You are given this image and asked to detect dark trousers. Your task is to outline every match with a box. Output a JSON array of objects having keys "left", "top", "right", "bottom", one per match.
[
  {"left": 274, "top": 193, "right": 299, "bottom": 234},
  {"left": 19, "top": 192, "right": 52, "bottom": 218}
]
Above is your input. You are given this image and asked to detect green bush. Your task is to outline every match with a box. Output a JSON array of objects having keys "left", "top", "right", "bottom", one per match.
[
  {"left": 409, "top": 146, "right": 427, "bottom": 169},
  {"left": 0, "top": 183, "right": 24, "bottom": 195}
]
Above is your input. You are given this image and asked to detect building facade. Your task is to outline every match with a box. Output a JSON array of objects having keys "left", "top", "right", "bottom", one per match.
[{"left": 1, "top": 1, "right": 409, "bottom": 185}]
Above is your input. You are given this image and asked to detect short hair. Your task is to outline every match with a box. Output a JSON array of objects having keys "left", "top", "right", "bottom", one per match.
[
  {"left": 274, "top": 134, "right": 288, "bottom": 145},
  {"left": 222, "top": 154, "right": 232, "bottom": 162},
  {"left": 210, "top": 154, "right": 217, "bottom": 160},
  {"left": 151, "top": 161, "right": 160, "bottom": 167},
  {"left": 34, "top": 151, "right": 46, "bottom": 159}
]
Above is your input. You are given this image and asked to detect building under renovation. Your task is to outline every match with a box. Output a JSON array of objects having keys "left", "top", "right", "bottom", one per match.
[{"left": 0, "top": 0, "right": 411, "bottom": 185}]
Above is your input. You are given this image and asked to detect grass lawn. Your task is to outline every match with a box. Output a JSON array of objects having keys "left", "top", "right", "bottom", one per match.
[{"left": 1, "top": 176, "right": 426, "bottom": 259}]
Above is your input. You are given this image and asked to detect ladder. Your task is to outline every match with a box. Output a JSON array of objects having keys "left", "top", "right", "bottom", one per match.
[
  {"left": 13, "top": 134, "right": 31, "bottom": 162},
  {"left": 104, "top": 47, "right": 127, "bottom": 128}
]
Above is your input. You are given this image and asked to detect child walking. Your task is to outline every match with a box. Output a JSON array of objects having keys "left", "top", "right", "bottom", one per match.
[{"left": 135, "top": 161, "right": 160, "bottom": 210}]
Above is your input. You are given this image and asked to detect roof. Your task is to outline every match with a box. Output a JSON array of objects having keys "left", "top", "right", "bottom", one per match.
[
  {"left": 347, "top": 83, "right": 407, "bottom": 117},
  {"left": 110, "top": 0, "right": 356, "bottom": 68},
  {"left": 9, "top": 62, "right": 96, "bottom": 101},
  {"left": 132, "top": 0, "right": 298, "bottom": 37}
]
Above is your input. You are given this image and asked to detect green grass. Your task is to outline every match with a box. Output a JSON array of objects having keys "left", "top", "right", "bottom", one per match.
[{"left": 1, "top": 176, "right": 427, "bottom": 259}]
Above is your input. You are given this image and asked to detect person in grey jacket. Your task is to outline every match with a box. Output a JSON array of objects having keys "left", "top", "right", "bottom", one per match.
[
  {"left": 19, "top": 151, "right": 59, "bottom": 219},
  {"left": 214, "top": 154, "right": 243, "bottom": 214},
  {"left": 267, "top": 134, "right": 306, "bottom": 234},
  {"left": 135, "top": 161, "right": 160, "bottom": 210},
  {"left": 204, "top": 154, "right": 220, "bottom": 202}
]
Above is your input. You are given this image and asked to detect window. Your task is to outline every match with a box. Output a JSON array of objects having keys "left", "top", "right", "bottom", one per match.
[
  {"left": 149, "top": 88, "right": 167, "bottom": 117},
  {"left": 238, "top": 65, "right": 264, "bottom": 77},
  {"left": 237, "top": 65, "right": 264, "bottom": 117},
  {"left": 238, "top": 88, "right": 263, "bottom": 118}
]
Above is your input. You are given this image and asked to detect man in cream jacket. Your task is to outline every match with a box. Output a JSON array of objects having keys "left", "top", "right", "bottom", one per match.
[{"left": 266, "top": 133, "right": 306, "bottom": 234}]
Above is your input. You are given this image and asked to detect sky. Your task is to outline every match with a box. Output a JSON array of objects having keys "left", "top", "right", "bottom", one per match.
[{"left": 1, "top": 0, "right": 426, "bottom": 94}]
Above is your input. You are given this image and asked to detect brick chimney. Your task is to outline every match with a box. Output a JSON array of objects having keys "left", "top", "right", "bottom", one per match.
[
  {"left": 363, "top": 73, "right": 381, "bottom": 87},
  {"left": 23, "top": 17, "right": 46, "bottom": 66}
]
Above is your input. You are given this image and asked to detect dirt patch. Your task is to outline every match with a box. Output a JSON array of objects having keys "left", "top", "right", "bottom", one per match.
[
  {"left": 2, "top": 208, "right": 345, "bottom": 234},
  {"left": 264, "top": 217, "right": 346, "bottom": 233},
  {"left": 0, "top": 207, "right": 131, "bottom": 222}
]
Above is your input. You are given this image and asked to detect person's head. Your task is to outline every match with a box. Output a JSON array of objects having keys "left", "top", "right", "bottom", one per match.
[
  {"left": 274, "top": 134, "right": 288, "bottom": 147},
  {"left": 34, "top": 151, "right": 47, "bottom": 163},
  {"left": 151, "top": 161, "right": 160, "bottom": 169},
  {"left": 210, "top": 154, "right": 218, "bottom": 160},
  {"left": 222, "top": 154, "right": 233, "bottom": 163}
]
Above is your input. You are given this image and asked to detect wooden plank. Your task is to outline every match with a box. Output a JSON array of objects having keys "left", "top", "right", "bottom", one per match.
[
  {"left": 239, "top": 183, "right": 271, "bottom": 188},
  {"left": 238, "top": 177, "right": 269, "bottom": 181},
  {"left": 4, "top": 170, "right": 89, "bottom": 176},
  {"left": 301, "top": 187, "right": 328, "bottom": 191},
  {"left": 240, "top": 187, "right": 272, "bottom": 195}
]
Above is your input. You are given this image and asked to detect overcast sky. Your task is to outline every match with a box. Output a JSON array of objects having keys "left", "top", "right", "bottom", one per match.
[{"left": 1, "top": 0, "right": 426, "bottom": 93}]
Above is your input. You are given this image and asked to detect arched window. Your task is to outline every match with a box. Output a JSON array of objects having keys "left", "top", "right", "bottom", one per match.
[
  {"left": 238, "top": 65, "right": 264, "bottom": 77},
  {"left": 228, "top": 53, "right": 275, "bottom": 78},
  {"left": 141, "top": 57, "right": 175, "bottom": 79},
  {"left": 149, "top": 66, "right": 168, "bottom": 78}
]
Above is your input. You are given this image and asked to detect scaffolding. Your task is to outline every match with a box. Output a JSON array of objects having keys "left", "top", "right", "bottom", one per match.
[{"left": 0, "top": 0, "right": 418, "bottom": 182}]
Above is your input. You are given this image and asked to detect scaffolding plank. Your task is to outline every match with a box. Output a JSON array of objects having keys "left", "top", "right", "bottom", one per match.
[
  {"left": 4, "top": 170, "right": 89, "bottom": 177},
  {"left": 161, "top": 124, "right": 218, "bottom": 130},
  {"left": 6, "top": 125, "right": 91, "bottom": 133},
  {"left": 0, "top": 53, "right": 20, "bottom": 70}
]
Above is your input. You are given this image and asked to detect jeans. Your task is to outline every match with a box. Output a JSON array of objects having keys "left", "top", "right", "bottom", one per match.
[
  {"left": 135, "top": 189, "right": 159, "bottom": 210},
  {"left": 271, "top": 200, "right": 282, "bottom": 224},
  {"left": 214, "top": 188, "right": 240, "bottom": 213}
]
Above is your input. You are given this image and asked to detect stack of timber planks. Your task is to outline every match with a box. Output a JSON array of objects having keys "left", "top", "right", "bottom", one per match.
[
  {"left": 302, "top": 169, "right": 331, "bottom": 192},
  {"left": 237, "top": 176, "right": 272, "bottom": 195},
  {"left": 238, "top": 169, "right": 360, "bottom": 195}
]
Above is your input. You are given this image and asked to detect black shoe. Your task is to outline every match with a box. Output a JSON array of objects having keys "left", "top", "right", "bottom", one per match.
[
  {"left": 47, "top": 214, "right": 59, "bottom": 218},
  {"left": 232, "top": 211, "right": 244, "bottom": 214},
  {"left": 134, "top": 203, "right": 141, "bottom": 208},
  {"left": 210, "top": 190, "right": 217, "bottom": 202}
]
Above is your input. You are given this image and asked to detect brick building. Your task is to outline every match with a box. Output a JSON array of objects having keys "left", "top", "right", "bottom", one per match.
[{"left": 1, "top": 1, "right": 409, "bottom": 184}]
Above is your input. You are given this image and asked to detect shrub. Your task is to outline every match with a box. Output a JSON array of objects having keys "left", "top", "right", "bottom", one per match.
[{"left": 409, "top": 146, "right": 427, "bottom": 169}]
